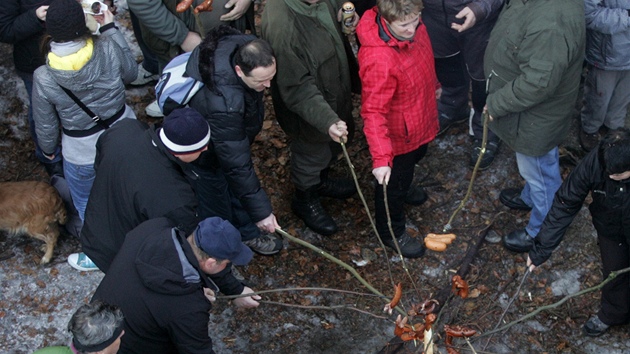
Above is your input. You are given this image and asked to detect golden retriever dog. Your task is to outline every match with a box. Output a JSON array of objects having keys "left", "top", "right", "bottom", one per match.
[{"left": 0, "top": 181, "right": 67, "bottom": 264}]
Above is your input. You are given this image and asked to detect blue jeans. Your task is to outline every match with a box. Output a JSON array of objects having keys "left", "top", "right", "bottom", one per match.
[
  {"left": 63, "top": 160, "right": 95, "bottom": 221},
  {"left": 515, "top": 147, "right": 562, "bottom": 238},
  {"left": 190, "top": 166, "right": 259, "bottom": 241},
  {"left": 16, "top": 70, "right": 62, "bottom": 164}
]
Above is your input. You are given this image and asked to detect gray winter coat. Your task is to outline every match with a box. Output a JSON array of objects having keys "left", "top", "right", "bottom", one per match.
[
  {"left": 32, "top": 26, "right": 137, "bottom": 165},
  {"left": 584, "top": 0, "right": 630, "bottom": 70}
]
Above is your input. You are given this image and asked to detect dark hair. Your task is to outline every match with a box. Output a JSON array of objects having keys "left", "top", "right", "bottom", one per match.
[
  {"left": 234, "top": 39, "right": 275, "bottom": 76},
  {"left": 68, "top": 301, "right": 124, "bottom": 354},
  {"left": 599, "top": 128, "right": 630, "bottom": 175}
]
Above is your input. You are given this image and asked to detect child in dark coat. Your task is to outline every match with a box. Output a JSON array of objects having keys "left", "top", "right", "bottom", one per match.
[{"left": 528, "top": 128, "right": 630, "bottom": 336}]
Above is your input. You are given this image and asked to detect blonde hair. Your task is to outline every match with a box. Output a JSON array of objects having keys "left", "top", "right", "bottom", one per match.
[{"left": 377, "top": 0, "right": 424, "bottom": 23}]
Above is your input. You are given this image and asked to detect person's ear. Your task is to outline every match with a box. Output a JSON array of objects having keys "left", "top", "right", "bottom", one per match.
[{"left": 234, "top": 65, "right": 244, "bottom": 79}]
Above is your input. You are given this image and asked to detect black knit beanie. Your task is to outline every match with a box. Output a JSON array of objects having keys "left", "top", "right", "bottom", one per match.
[{"left": 46, "top": 0, "right": 88, "bottom": 42}]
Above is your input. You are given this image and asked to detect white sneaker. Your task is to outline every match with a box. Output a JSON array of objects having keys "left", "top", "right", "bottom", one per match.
[
  {"left": 130, "top": 63, "right": 159, "bottom": 86},
  {"left": 145, "top": 100, "right": 164, "bottom": 118},
  {"left": 67, "top": 252, "right": 99, "bottom": 272}
]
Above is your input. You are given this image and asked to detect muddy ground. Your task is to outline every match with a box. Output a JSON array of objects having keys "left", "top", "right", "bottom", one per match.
[{"left": 1, "top": 3, "right": 629, "bottom": 354}]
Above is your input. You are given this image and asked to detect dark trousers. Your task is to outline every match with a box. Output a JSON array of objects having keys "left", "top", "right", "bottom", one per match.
[
  {"left": 597, "top": 234, "right": 630, "bottom": 325},
  {"left": 375, "top": 145, "right": 427, "bottom": 239},
  {"left": 190, "top": 166, "right": 259, "bottom": 241}
]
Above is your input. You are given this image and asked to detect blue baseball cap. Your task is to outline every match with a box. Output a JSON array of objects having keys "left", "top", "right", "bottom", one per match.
[{"left": 194, "top": 217, "right": 253, "bottom": 265}]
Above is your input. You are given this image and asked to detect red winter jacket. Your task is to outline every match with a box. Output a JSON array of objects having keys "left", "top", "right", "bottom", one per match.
[{"left": 357, "top": 8, "right": 439, "bottom": 169}]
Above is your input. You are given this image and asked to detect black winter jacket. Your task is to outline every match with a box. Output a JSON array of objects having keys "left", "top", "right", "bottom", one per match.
[
  {"left": 529, "top": 146, "right": 630, "bottom": 266},
  {"left": 81, "top": 119, "right": 200, "bottom": 273},
  {"left": 93, "top": 217, "right": 244, "bottom": 354},
  {"left": 187, "top": 31, "right": 272, "bottom": 223},
  {"left": 0, "top": 0, "right": 52, "bottom": 73}
]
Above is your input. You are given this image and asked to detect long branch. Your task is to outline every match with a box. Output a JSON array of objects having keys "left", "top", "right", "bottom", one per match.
[
  {"left": 477, "top": 266, "right": 630, "bottom": 337},
  {"left": 276, "top": 228, "right": 397, "bottom": 309},
  {"left": 260, "top": 300, "right": 392, "bottom": 320},
  {"left": 216, "top": 287, "right": 382, "bottom": 299}
]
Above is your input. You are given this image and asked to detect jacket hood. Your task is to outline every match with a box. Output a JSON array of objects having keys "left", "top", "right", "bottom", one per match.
[
  {"left": 134, "top": 227, "right": 208, "bottom": 295},
  {"left": 189, "top": 26, "right": 256, "bottom": 91},
  {"left": 45, "top": 38, "right": 107, "bottom": 91},
  {"left": 356, "top": 8, "right": 415, "bottom": 50}
]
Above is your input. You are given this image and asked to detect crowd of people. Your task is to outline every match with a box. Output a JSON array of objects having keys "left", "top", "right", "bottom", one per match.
[{"left": 1, "top": 0, "right": 629, "bottom": 352}]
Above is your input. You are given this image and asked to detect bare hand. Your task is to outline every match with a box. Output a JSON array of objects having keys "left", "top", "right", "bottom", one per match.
[
  {"left": 94, "top": 9, "right": 114, "bottom": 25},
  {"left": 44, "top": 153, "right": 56, "bottom": 161},
  {"left": 36, "top": 6, "right": 49, "bottom": 21},
  {"left": 220, "top": 0, "right": 252, "bottom": 22},
  {"left": 337, "top": 9, "right": 360, "bottom": 34},
  {"left": 181, "top": 31, "right": 202, "bottom": 52},
  {"left": 328, "top": 120, "right": 348, "bottom": 143},
  {"left": 232, "top": 286, "right": 261, "bottom": 308},
  {"left": 372, "top": 166, "right": 391, "bottom": 185},
  {"left": 203, "top": 287, "right": 216, "bottom": 302},
  {"left": 526, "top": 255, "right": 536, "bottom": 272},
  {"left": 435, "top": 87, "right": 442, "bottom": 100},
  {"left": 451, "top": 7, "right": 476, "bottom": 32},
  {"left": 483, "top": 104, "right": 494, "bottom": 122},
  {"left": 255, "top": 213, "right": 280, "bottom": 234}
]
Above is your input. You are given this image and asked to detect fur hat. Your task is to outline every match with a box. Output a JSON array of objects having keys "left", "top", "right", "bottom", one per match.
[
  {"left": 46, "top": 0, "right": 89, "bottom": 42},
  {"left": 159, "top": 108, "right": 210, "bottom": 154},
  {"left": 194, "top": 217, "right": 253, "bottom": 265}
]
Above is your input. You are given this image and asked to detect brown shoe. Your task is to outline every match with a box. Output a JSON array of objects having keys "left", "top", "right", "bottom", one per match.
[{"left": 579, "top": 130, "right": 599, "bottom": 152}]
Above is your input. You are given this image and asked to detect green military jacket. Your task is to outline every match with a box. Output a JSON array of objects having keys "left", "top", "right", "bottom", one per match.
[
  {"left": 261, "top": 0, "right": 358, "bottom": 142},
  {"left": 484, "top": 0, "right": 585, "bottom": 156}
]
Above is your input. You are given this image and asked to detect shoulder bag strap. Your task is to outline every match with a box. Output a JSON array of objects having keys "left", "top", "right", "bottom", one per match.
[{"left": 58, "top": 85, "right": 110, "bottom": 130}]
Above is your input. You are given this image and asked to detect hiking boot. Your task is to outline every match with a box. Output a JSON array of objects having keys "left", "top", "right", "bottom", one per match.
[
  {"left": 145, "top": 100, "right": 164, "bottom": 118},
  {"left": 579, "top": 130, "right": 599, "bottom": 152},
  {"left": 317, "top": 177, "right": 356, "bottom": 199},
  {"left": 292, "top": 187, "right": 338, "bottom": 235},
  {"left": 469, "top": 139, "right": 501, "bottom": 170},
  {"left": 130, "top": 63, "right": 160, "bottom": 86},
  {"left": 382, "top": 232, "right": 425, "bottom": 258},
  {"left": 67, "top": 253, "right": 99, "bottom": 272},
  {"left": 243, "top": 233, "right": 283, "bottom": 255},
  {"left": 583, "top": 315, "right": 609, "bottom": 337},
  {"left": 404, "top": 185, "right": 428, "bottom": 206},
  {"left": 437, "top": 107, "right": 471, "bottom": 136}
]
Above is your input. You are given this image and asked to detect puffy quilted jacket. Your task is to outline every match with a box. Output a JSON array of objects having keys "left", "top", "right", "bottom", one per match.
[
  {"left": 584, "top": 0, "right": 630, "bottom": 70},
  {"left": 357, "top": 7, "right": 439, "bottom": 169}
]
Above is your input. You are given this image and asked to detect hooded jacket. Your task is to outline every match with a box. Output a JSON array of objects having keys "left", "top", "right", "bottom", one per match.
[
  {"left": 529, "top": 145, "right": 630, "bottom": 266},
  {"left": 484, "top": 0, "right": 585, "bottom": 156},
  {"left": 187, "top": 28, "right": 272, "bottom": 223},
  {"left": 32, "top": 26, "right": 137, "bottom": 165},
  {"left": 357, "top": 8, "right": 439, "bottom": 169},
  {"left": 584, "top": 0, "right": 630, "bottom": 71},
  {"left": 261, "top": 0, "right": 359, "bottom": 142},
  {"left": 92, "top": 217, "right": 244, "bottom": 354},
  {"left": 81, "top": 119, "right": 201, "bottom": 273},
  {"left": 0, "top": 0, "right": 52, "bottom": 73}
]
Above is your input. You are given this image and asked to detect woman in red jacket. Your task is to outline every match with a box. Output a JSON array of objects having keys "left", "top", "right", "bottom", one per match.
[{"left": 357, "top": 0, "right": 440, "bottom": 258}]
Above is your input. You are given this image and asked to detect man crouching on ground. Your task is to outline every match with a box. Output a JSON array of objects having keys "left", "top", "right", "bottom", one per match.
[{"left": 92, "top": 216, "right": 260, "bottom": 353}]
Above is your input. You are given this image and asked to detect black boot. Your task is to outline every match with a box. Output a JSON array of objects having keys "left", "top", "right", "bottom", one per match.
[
  {"left": 317, "top": 169, "right": 356, "bottom": 199},
  {"left": 292, "top": 187, "right": 338, "bottom": 235}
]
